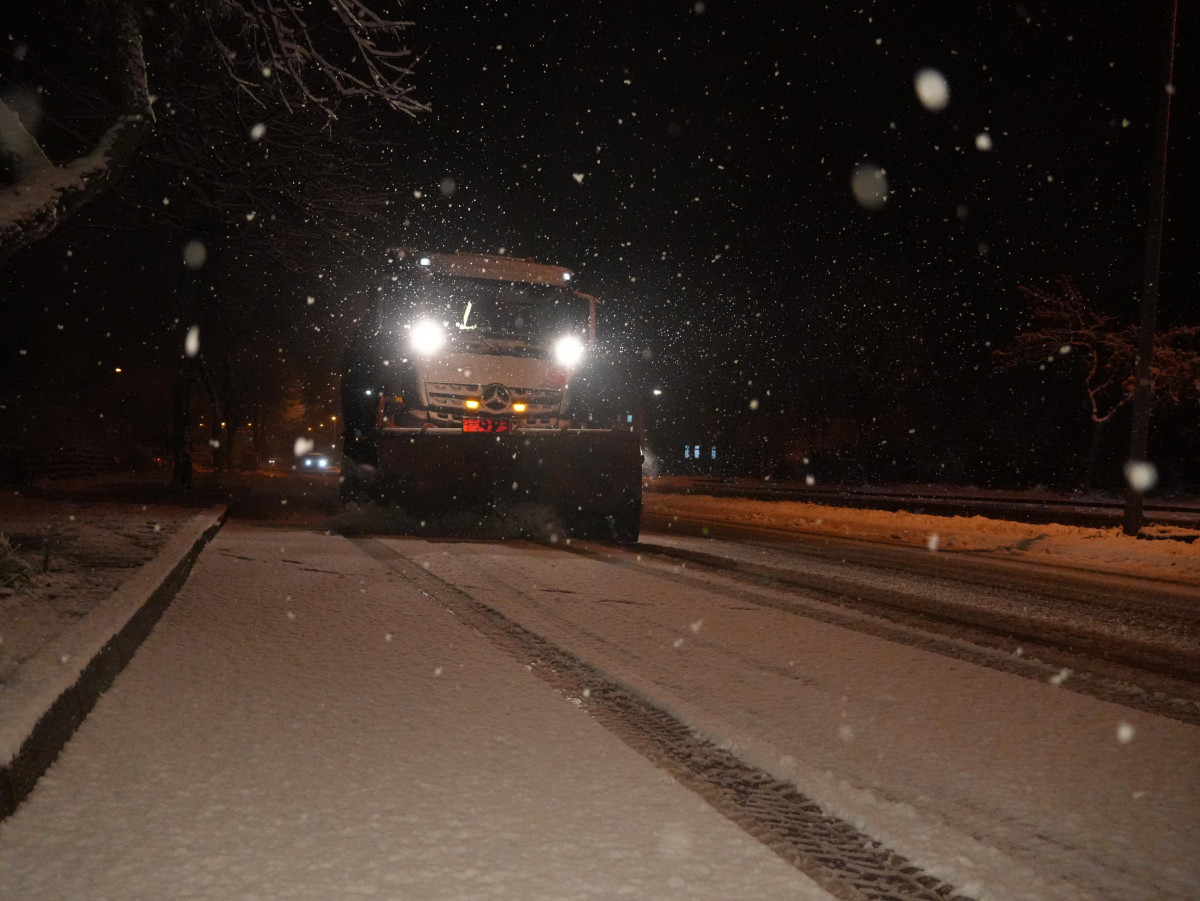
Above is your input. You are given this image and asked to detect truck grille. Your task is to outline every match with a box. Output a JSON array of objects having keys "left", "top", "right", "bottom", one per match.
[{"left": 425, "top": 382, "right": 565, "bottom": 427}]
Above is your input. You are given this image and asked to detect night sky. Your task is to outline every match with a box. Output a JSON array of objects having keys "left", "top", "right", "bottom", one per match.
[
  {"left": 384, "top": 4, "right": 1195, "bottom": 433},
  {"left": 1, "top": 1, "right": 1195, "bottom": 485},
  {"left": 401, "top": 2, "right": 1191, "bottom": 309}
]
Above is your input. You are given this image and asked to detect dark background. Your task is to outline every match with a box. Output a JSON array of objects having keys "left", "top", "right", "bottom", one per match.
[{"left": 2, "top": 1, "right": 1196, "bottom": 490}]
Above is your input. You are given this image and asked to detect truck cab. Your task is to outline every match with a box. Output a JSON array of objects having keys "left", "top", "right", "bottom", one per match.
[{"left": 340, "top": 250, "right": 641, "bottom": 541}]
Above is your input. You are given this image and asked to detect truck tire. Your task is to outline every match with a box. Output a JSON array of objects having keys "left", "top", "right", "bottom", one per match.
[
  {"left": 590, "top": 490, "right": 640, "bottom": 543},
  {"left": 339, "top": 460, "right": 375, "bottom": 505},
  {"left": 611, "top": 508, "right": 640, "bottom": 544}
]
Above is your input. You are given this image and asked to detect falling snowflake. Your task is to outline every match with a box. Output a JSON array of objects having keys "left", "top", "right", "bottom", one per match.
[
  {"left": 182, "top": 240, "right": 207, "bottom": 269},
  {"left": 851, "top": 163, "right": 889, "bottom": 209},
  {"left": 914, "top": 68, "right": 950, "bottom": 110},
  {"left": 1124, "top": 461, "right": 1157, "bottom": 493}
]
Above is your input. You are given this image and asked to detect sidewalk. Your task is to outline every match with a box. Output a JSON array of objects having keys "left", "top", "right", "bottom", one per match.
[
  {"left": 0, "top": 505, "right": 226, "bottom": 818},
  {"left": 0, "top": 524, "right": 833, "bottom": 900}
]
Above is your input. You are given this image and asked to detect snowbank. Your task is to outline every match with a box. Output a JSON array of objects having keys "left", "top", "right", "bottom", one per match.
[{"left": 644, "top": 491, "right": 1200, "bottom": 585}]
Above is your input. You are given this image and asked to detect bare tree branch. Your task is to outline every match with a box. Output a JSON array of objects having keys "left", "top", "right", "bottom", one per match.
[
  {"left": 205, "top": 0, "right": 427, "bottom": 118},
  {"left": 997, "top": 277, "right": 1138, "bottom": 425},
  {"left": 996, "top": 276, "right": 1200, "bottom": 488}
]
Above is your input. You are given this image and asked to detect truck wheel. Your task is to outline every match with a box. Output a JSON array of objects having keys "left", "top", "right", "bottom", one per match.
[
  {"left": 339, "top": 461, "right": 374, "bottom": 505},
  {"left": 606, "top": 488, "right": 641, "bottom": 544},
  {"left": 612, "top": 510, "right": 640, "bottom": 544}
]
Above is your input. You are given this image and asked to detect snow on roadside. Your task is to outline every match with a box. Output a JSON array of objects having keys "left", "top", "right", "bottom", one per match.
[
  {"left": 644, "top": 492, "right": 1200, "bottom": 585},
  {"left": 0, "top": 499, "right": 193, "bottom": 683}
]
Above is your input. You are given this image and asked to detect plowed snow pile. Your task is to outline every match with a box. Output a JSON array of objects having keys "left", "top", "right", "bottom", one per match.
[{"left": 645, "top": 492, "right": 1200, "bottom": 585}]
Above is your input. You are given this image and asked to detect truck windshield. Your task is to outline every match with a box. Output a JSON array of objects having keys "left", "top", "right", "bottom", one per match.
[{"left": 405, "top": 277, "right": 589, "bottom": 346}]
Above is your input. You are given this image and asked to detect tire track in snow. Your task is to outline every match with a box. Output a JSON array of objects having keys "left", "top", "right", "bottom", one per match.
[
  {"left": 562, "top": 536, "right": 1200, "bottom": 726},
  {"left": 353, "top": 536, "right": 972, "bottom": 901}
]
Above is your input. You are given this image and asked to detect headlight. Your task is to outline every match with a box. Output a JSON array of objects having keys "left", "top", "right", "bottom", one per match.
[
  {"left": 554, "top": 334, "right": 585, "bottom": 368},
  {"left": 409, "top": 318, "right": 446, "bottom": 356}
]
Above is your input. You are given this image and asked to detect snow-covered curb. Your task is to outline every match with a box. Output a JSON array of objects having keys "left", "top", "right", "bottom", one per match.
[{"left": 0, "top": 506, "right": 226, "bottom": 818}]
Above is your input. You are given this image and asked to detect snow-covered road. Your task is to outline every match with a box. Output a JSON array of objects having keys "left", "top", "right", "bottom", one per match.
[
  {"left": 373, "top": 533, "right": 1200, "bottom": 901},
  {"left": 0, "top": 524, "right": 830, "bottom": 901},
  {"left": 2, "top": 522, "right": 1197, "bottom": 901}
]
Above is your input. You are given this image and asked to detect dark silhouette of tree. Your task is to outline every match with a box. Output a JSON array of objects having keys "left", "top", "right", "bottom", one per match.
[
  {"left": 997, "top": 276, "right": 1199, "bottom": 489},
  {"left": 129, "top": 84, "right": 407, "bottom": 475},
  {"left": 3, "top": 1, "right": 427, "bottom": 480}
]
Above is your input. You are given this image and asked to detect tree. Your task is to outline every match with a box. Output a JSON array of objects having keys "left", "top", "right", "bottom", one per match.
[
  {"left": 997, "top": 276, "right": 1199, "bottom": 489},
  {"left": 3, "top": 1, "right": 428, "bottom": 481},
  {"left": 132, "top": 85, "right": 406, "bottom": 474},
  {"left": 0, "top": 0, "right": 424, "bottom": 263}
]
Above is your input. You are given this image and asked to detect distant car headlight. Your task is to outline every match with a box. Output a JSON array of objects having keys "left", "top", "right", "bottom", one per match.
[
  {"left": 554, "top": 334, "right": 585, "bottom": 367},
  {"left": 318, "top": 458, "right": 328, "bottom": 469},
  {"left": 409, "top": 319, "right": 446, "bottom": 356}
]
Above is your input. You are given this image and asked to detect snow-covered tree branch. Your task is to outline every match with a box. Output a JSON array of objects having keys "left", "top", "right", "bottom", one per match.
[
  {"left": 0, "top": 0, "right": 424, "bottom": 264},
  {"left": 0, "top": 0, "right": 152, "bottom": 263}
]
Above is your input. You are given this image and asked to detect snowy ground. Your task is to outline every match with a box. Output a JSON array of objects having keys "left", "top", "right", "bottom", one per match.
[
  {"left": 1, "top": 481, "right": 1197, "bottom": 900},
  {"left": 391, "top": 535, "right": 1200, "bottom": 901},
  {"left": 4, "top": 478, "right": 1195, "bottom": 693},
  {"left": 0, "top": 525, "right": 833, "bottom": 901},
  {"left": 0, "top": 497, "right": 193, "bottom": 683},
  {"left": 642, "top": 482, "right": 1200, "bottom": 586},
  {"left": 0, "top": 470, "right": 337, "bottom": 691}
]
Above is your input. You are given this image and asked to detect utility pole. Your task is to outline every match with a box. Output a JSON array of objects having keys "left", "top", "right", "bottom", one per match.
[{"left": 1123, "top": 1, "right": 1179, "bottom": 536}]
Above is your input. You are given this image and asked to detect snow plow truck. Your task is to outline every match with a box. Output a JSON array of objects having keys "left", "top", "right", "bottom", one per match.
[{"left": 339, "top": 250, "right": 642, "bottom": 541}]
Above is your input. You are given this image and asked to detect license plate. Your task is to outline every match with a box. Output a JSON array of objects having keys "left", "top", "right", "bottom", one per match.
[{"left": 463, "top": 417, "right": 511, "bottom": 433}]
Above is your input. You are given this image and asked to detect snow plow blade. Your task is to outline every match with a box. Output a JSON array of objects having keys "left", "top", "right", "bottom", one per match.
[{"left": 348, "top": 428, "right": 643, "bottom": 541}]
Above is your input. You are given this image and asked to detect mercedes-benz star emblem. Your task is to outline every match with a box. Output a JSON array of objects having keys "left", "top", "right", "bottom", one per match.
[{"left": 482, "top": 383, "right": 511, "bottom": 411}]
